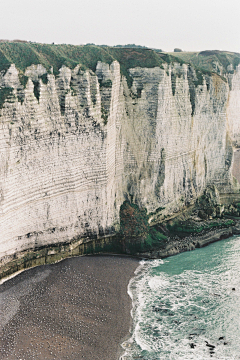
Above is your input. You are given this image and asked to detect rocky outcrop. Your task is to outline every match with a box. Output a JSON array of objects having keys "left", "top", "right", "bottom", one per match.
[{"left": 0, "top": 57, "right": 240, "bottom": 273}]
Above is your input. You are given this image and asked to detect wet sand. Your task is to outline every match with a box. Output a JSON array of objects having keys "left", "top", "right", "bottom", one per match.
[{"left": 0, "top": 255, "right": 139, "bottom": 360}]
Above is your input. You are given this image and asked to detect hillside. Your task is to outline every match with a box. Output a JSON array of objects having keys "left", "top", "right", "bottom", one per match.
[
  {"left": 0, "top": 42, "right": 239, "bottom": 82},
  {"left": 168, "top": 50, "right": 240, "bottom": 75}
]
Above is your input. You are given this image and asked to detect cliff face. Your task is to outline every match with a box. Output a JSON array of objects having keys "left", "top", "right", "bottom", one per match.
[{"left": 0, "top": 57, "right": 240, "bottom": 265}]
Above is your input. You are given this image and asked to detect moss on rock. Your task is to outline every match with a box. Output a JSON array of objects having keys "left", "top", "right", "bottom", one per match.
[{"left": 119, "top": 200, "right": 167, "bottom": 254}]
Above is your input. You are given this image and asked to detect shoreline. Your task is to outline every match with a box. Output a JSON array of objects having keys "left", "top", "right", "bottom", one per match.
[
  {"left": 1, "top": 220, "right": 240, "bottom": 283},
  {"left": 139, "top": 220, "right": 240, "bottom": 259},
  {"left": 0, "top": 255, "right": 139, "bottom": 360},
  {"left": 1, "top": 227, "right": 240, "bottom": 359}
]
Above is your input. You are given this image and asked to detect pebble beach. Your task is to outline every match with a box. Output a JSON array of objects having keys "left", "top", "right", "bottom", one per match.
[{"left": 0, "top": 255, "right": 139, "bottom": 360}]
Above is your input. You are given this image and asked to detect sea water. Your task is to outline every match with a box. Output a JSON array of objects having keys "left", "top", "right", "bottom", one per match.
[{"left": 121, "top": 236, "right": 240, "bottom": 360}]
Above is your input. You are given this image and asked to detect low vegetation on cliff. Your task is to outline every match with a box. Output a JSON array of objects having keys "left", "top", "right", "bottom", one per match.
[
  {"left": 119, "top": 186, "right": 240, "bottom": 256},
  {"left": 120, "top": 201, "right": 167, "bottom": 254},
  {"left": 169, "top": 50, "right": 240, "bottom": 75},
  {"left": 0, "top": 42, "right": 239, "bottom": 83}
]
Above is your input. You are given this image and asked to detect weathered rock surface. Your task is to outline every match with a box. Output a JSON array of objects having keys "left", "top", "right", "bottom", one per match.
[{"left": 0, "top": 59, "right": 240, "bottom": 269}]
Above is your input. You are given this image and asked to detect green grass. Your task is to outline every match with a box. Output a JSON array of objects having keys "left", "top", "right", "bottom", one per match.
[
  {"left": 157, "top": 52, "right": 185, "bottom": 65},
  {"left": 0, "top": 43, "right": 239, "bottom": 78},
  {"left": 0, "top": 43, "right": 115, "bottom": 75},
  {"left": 0, "top": 43, "right": 164, "bottom": 88},
  {"left": 167, "top": 219, "right": 234, "bottom": 235},
  {"left": 126, "top": 227, "right": 168, "bottom": 253},
  {"left": 145, "top": 227, "right": 168, "bottom": 250},
  {"left": 0, "top": 43, "right": 238, "bottom": 87},
  {"left": 168, "top": 50, "right": 240, "bottom": 75},
  {"left": 109, "top": 47, "right": 165, "bottom": 86},
  {"left": 0, "top": 42, "right": 238, "bottom": 113}
]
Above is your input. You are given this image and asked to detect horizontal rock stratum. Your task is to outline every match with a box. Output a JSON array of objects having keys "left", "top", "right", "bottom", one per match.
[{"left": 0, "top": 43, "right": 240, "bottom": 276}]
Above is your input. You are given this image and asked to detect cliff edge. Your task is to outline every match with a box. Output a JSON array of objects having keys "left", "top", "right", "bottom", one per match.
[{"left": 0, "top": 43, "right": 240, "bottom": 279}]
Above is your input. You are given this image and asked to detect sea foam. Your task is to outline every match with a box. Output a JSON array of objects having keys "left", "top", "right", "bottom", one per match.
[{"left": 121, "top": 236, "right": 240, "bottom": 360}]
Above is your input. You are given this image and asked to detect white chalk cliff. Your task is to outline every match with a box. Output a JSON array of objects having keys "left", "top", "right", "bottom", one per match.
[{"left": 0, "top": 60, "right": 240, "bottom": 265}]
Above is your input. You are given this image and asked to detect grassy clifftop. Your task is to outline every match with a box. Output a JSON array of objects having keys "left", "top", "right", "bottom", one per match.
[
  {"left": 0, "top": 42, "right": 239, "bottom": 81},
  {"left": 168, "top": 50, "right": 240, "bottom": 74},
  {"left": 0, "top": 42, "right": 166, "bottom": 76}
]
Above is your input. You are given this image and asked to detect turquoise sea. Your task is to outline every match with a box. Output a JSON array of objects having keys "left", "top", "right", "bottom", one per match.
[{"left": 121, "top": 236, "right": 240, "bottom": 360}]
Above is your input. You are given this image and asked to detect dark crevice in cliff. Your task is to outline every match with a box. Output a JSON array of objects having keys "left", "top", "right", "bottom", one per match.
[
  {"left": 187, "top": 66, "right": 197, "bottom": 116},
  {"left": 19, "top": 74, "right": 28, "bottom": 88},
  {"left": 0, "top": 87, "right": 13, "bottom": 108},
  {"left": 171, "top": 73, "right": 177, "bottom": 96},
  {"left": 155, "top": 149, "right": 166, "bottom": 198},
  {"left": 33, "top": 80, "right": 40, "bottom": 101}
]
